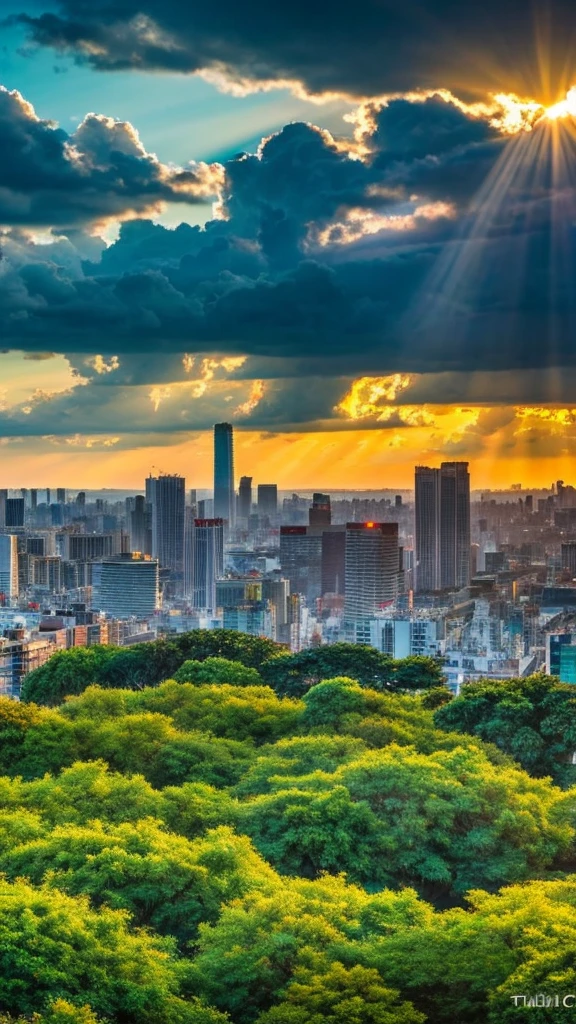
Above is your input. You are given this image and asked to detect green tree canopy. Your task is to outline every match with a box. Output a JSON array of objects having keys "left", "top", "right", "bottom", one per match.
[
  {"left": 174, "top": 657, "right": 263, "bottom": 687},
  {"left": 434, "top": 674, "right": 576, "bottom": 785},
  {"left": 261, "top": 645, "right": 446, "bottom": 698},
  {"left": 0, "top": 877, "right": 226, "bottom": 1023}
]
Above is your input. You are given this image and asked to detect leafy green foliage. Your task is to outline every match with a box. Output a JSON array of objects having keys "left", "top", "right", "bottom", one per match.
[
  {"left": 434, "top": 674, "right": 576, "bottom": 785},
  {"left": 22, "top": 630, "right": 286, "bottom": 705},
  {"left": 8, "top": 650, "right": 576, "bottom": 1024},
  {"left": 174, "top": 657, "right": 263, "bottom": 687},
  {"left": 260, "top": 644, "right": 445, "bottom": 697},
  {"left": 256, "top": 961, "right": 425, "bottom": 1024},
  {"left": 0, "top": 877, "right": 225, "bottom": 1023}
]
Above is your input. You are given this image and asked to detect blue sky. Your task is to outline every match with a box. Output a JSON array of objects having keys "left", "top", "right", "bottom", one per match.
[{"left": 1, "top": 2, "right": 351, "bottom": 170}]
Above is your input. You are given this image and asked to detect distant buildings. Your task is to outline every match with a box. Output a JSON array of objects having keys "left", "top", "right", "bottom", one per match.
[
  {"left": 280, "top": 526, "right": 323, "bottom": 606},
  {"left": 257, "top": 484, "right": 278, "bottom": 520},
  {"left": 192, "top": 519, "right": 224, "bottom": 612},
  {"left": 96, "top": 553, "right": 160, "bottom": 619},
  {"left": 237, "top": 476, "right": 252, "bottom": 521},
  {"left": 0, "top": 535, "right": 19, "bottom": 601},
  {"left": 415, "top": 462, "right": 471, "bottom": 592},
  {"left": 344, "top": 522, "right": 399, "bottom": 626},
  {"left": 147, "top": 474, "right": 185, "bottom": 588},
  {"left": 214, "top": 423, "right": 235, "bottom": 526},
  {"left": 309, "top": 493, "right": 331, "bottom": 527}
]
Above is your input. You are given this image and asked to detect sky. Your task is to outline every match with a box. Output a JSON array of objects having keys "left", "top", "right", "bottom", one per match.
[{"left": 1, "top": 0, "right": 576, "bottom": 489}]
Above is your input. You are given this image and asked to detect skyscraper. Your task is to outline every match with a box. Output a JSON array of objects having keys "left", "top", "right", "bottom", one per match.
[
  {"left": 214, "top": 423, "right": 235, "bottom": 525},
  {"left": 0, "top": 535, "right": 19, "bottom": 601},
  {"left": 147, "top": 474, "right": 185, "bottom": 582},
  {"left": 309, "top": 493, "right": 331, "bottom": 526},
  {"left": 440, "top": 462, "right": 471, "bottom": 590},
  {"left": 130, "top": 495, "right": 152, "bottom": 555},
  {"left": 415, "top": 466, "right": 441, "bottom": 592},
  {"left": 415, "top": 462, "right": 470, "bottom": 592},
  {"left": 192, "top": 518, "right": 224, "bottom": 611},
  {"left": 237, "top": 476, "right": 252, "bottom": 521},
  {"left": 257, "top": 484, "right": 278, "bottom": 519},
  {"left": 280, "top": 526, "right": 323, "bottom": 605},
  {"left": 344, "top": 522, "right": 399, "bottom": 621}
]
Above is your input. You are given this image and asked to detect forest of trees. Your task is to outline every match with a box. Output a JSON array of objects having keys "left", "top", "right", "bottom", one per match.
[{"left": 1, "top": 632, "right": 576, "bottom": 1023}]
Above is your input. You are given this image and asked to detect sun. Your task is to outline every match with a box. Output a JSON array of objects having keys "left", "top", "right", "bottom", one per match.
[{"left": 544, "top": 86, "right": 576, "bottom": 121}]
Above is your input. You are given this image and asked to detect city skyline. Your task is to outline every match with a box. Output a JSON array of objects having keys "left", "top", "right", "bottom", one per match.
[{"left": 1, "top": 4, "right": 576, "bottom": 485}]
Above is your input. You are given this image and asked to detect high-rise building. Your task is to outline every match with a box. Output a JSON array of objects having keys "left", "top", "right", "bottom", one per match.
[
  {"left": 192, "top": 519, "right": 224, "bottom": 611},
  {"left": 415, "top": 462, "right": 470, "bottom": 592},
  {"left": 344, "top": 522, "right": 399, "bottom": 621},
  {"left": 280, "top": 526, "right": 323, "bottom": 605},
  {"left": 0, "top": 535, "right": 19, "bottom": 601},
  {"left": 59, "top": 534, "right": 117, "bottom": 561},
  {"left": 309, "top": 493, "right": 331, "bottom": 526},
  {"left": 96, "top": 553, "right": 160, "bottom": 619},
  {"left": 183, "top": 506, "right": 195, "bottom": 599},
  {"left": 238, "top": 476, "right": 252, "bottom": 521},
  {"left": 440, "top": 462, "right": 471, "bottom": 590},
  {"left": 257, "top": 484, "right": 278, "bottom": 520},
  {"left": 30, "top": 489, "right": 38, "bottom": 510},
  {"left": 214, "top": 423, "right": 235, "bottom": 525},
  {"left": 30, "top": 556, "right": 62, "bottom": 593},
  {"left": 147, "top": 474, "right": 185, "bottom": 582},
  {"left": 415, "top": 466, "right": 441, "bottom": 592},
  {"left": 321, "top": 526, "right": 346, "bottom": 595},
  {"left": 5, "top": 498, "right": 24, "bottom": 529},
  {"left": 262, "top": 575, "right": 291, "bottom": 642},
  {"left": 130, "top": 495, "right": 151, "bottom": 554},
  {"left": 561, "top": 542, "right": 576, "bottom": 576},
  {"left": 56, "top": 488, "right": 66, "bottom": 504}
]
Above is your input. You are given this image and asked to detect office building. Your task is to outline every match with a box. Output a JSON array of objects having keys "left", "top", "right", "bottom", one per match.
[
  {"left": 485, "top": 551, "right": 506, "bottom": 574},
  {"left": 56, "top": 489, "right": 66, "bottom": 504},
  {"left": 368, "top": 616, "right": 442, "bottom": 658},
  {"left": 309, "top": 493, "right": 331, "bottom": 526},
  {"left": 344, "top": 522, "right": 399, "bottom": 622},
  {"left": 192, "top": 519, "right": 224, "bottom": 611},
  {"left": 31, "top": 556, "right": 62, "bottom": 593},
  {"left": 321, "top": 526, "right": 346, "bottom": 595},
  {"left": 560, "top": 645, "right": 576, "bottom": 684},
  {"left": 130, "top": 495, "right": 152, "bottom": 555},
  {"left": 280, "top": 526, "right": 323, "bottom": 605},
  {"left": 440, "top": 462, "right": 471, "bottom": 590},
  {"left": 147, "top": 474, "right": 185, "bottom": 581},
  {"left": 238, "top": 476, "right": 252, "bottom": 521},
  {"left": 5, "top": 498, "right": 24, "bottom": 529},
  {"left": 59, "top": 534, "right": 116, "bottom": 561},
  {"left": 257, "top": 484, "right": 278, "bottom": 519},
  {"left": 214, "top": 423, "right": 235, "bottom": 525},
  {"left": 561, "top": 542, "right": 576, "bottom": 576},
  {"left": 546, "top": 633, "right": 574, "bottom": 675},
  {"left": 183, "top": 506, "right": 195, "bottom": 599},
  {"left": 262, "top": 575, "right": 291, "bottom": 642},
  {"left": 415, "top": 462, "right": 470, "bottom": 592},
  {"left": 0, "top": 535, "right": 19, "bottom": 601},
  {"left": 95, "top": 553, "right": 160, "bottom": 619},
  {"left": 415, "top": 466, "right": 441, "bottom": 592}
]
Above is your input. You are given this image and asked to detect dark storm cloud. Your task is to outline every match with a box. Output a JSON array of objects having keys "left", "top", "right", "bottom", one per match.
[
  {"left": 10, "top": 0, "right": 576, "bottom": 100},
  {"left": 0, "top": 86, "right": 219, "bottom": 227},
  {"left": 1, "top": 91, "right": 576, "bottom": 393}
]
